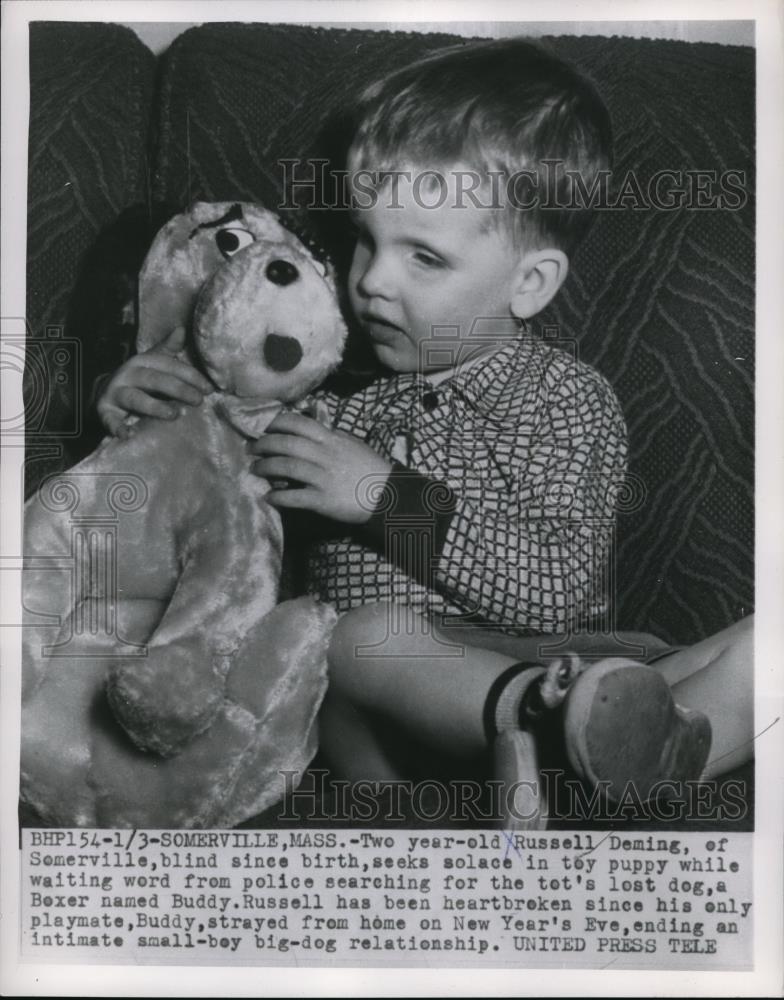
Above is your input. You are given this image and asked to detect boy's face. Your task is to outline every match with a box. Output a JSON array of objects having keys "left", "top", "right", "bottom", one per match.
[{"left": 348, "top": 168, "right": 522, "bottom": 374}]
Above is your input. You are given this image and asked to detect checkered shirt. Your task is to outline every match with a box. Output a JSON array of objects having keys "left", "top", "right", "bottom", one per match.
[{"left": 306, "top": 336, "right": 628, "bottom": 634}]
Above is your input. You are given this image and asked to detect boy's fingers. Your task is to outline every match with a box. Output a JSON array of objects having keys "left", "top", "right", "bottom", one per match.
[
  {"left": 136, "top": 355, "right": 213, "bottom": 393},
  {"left": 267, "top": 411, "right": 330, "bottom": 441},
  {"left": 248, "top": 433, "right": 322, "bottom": 462},
  {"left": 114, "top": 386, "right": 179, "bottom": 420},
  {"left": 127, "top": 369, "right": 204, "bottom": 405},
  {"left": 114, "top": 420, "right": 137, "bottom": 440},
  {"left": 251, "top": 456, "right": 323, "bottom": 484},
  {"left": 100, "top": 406, "right": 137, "bottom": 439},
  {"left": 264, "top": 487, "right": 323, "bottom": 511},
  {"left": 159, "top": 325, "right": 187, "bottom": 355},
  {"left": 102, "top": 409, "right": 128, "bottom": 437}
]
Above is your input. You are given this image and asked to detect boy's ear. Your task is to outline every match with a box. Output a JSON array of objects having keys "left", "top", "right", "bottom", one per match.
[{"left": 510, "top": 248, "right": 569, "bottom": 320}]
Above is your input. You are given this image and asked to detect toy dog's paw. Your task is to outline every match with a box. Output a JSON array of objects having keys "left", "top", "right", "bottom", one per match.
[{"left": 106, "top": 643, "right": 226, "bottom": 757}]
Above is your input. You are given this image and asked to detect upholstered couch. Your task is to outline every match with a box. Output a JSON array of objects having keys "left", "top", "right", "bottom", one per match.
[{"left": 24, "top": 22, "right": 755, "bottom": 824}]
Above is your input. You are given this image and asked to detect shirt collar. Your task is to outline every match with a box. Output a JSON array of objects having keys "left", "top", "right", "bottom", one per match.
[
  {"left": 373, "top": 338, "right": 532, "bottom": 420},
  {"left": 439, "top": 339, "right": 531, "bottom": 420}
]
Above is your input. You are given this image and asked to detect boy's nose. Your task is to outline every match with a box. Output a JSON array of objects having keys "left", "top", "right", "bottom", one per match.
[{"left": 355, "top": 252, "right": 395, "bottom": 300}]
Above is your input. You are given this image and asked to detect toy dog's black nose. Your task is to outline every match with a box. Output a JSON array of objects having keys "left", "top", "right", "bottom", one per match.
[
  {"left": 265, "top": 259, "right": 299, "bottom": 286},
  {"left": 263, "top": 333, "right": 303, "bottom": 372}
]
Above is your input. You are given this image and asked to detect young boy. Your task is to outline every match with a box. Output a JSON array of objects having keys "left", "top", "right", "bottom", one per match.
[{"left": 99, "top": 39, "right": 753, "bottom": 816}]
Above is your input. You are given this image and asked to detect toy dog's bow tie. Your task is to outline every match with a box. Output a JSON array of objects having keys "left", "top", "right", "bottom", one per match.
[{"left": 215, "top": 395, "right": 284, "bottom": 439}]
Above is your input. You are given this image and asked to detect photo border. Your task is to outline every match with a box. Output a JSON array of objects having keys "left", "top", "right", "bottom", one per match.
[{"left": 2, "top": 1, "right": 782, "bottom": 995}]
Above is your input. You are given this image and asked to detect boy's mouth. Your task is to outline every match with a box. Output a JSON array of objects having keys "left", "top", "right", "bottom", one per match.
[{"left": 361, "top": 313, "right": 401, "bottom": 340}]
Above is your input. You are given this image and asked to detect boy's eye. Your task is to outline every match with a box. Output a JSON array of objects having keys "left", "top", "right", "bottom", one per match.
[{"left": 413, "top": 250, "right": 444, "bottom": 269}]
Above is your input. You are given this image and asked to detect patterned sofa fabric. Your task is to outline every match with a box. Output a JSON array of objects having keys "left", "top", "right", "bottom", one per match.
[
  {"left": 151, "top": 23, "right": 754, "bottom": 645},
  {"left": 25, "top": 22, "right": 156, "bottom": 490},
  {"left": 546, "top": 37, "right": 755, "bottom": 646}
]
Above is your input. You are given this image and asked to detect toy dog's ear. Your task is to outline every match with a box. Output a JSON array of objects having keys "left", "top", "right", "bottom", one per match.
[{"left": 137, "top": 210, "right": 208, "bottom": 354}]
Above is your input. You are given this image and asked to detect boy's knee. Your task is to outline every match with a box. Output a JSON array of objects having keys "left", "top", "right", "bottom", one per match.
[
  {"left": 711, "top": 613, "right": 754, "bottom": 662},
  {"left": 327, "top": 602, "right": 428, "bottom": 690},
  {"left": 328, "top": 603, "right": 389, "bottom": 684}
]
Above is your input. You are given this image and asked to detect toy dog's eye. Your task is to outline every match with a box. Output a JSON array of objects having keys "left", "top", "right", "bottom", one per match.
[
  {"left": 265, "top": 260, "right": 300, "bottom": 286},
  {"left": 215, "top": 228, "right": 254, "bottom": 258}
]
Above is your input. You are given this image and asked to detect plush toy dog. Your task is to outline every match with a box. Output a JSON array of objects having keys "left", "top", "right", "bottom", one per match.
[{"left": 21, "top": 202, "right": 347, "bottom": 827}]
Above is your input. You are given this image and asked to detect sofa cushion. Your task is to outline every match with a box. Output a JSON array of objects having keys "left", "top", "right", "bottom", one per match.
[
  {"left": 542, "top": 37, "right": 754, "bottom": 645},
  {"left": 25, "top": 22, "right": 156, "bottom": 492},
  {"left": 151, "top": 24, "right": 753, "bottom": 644}
]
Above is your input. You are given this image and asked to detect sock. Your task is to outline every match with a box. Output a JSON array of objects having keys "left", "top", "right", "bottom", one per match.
[{"left": 482, "top": 662, "right": 547, "bottom": 744}]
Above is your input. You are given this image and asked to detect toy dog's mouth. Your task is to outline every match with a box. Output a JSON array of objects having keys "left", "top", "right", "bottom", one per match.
[{"left": 263, "top": 333, "right": 304, "bottom": 372}]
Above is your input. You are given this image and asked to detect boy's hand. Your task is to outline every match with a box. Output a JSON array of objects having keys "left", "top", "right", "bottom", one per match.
[
  {"left": 97, "top": 326, "right": 213, "bottom": 437},
  {"left": 249, "top": 411, "right": 393, "bottom": 523}
]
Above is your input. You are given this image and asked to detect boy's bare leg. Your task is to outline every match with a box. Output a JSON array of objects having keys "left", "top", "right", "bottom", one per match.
[
  {"left": 319, "top": 602, "right": 518, "bottom": 782},
  {"left": 320, "top": 602, "right": 755, "bottom": 784},
  {"left": 318, "top": 689, "right": 409, "bottom": 783},
  {"left": 653, "top": 615, "right": 754, "bottom": 778}
]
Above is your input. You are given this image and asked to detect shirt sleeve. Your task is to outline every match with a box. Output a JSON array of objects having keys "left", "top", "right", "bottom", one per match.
[{"left": 364, "top": 366, "right": 628, "bottom": 632}]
